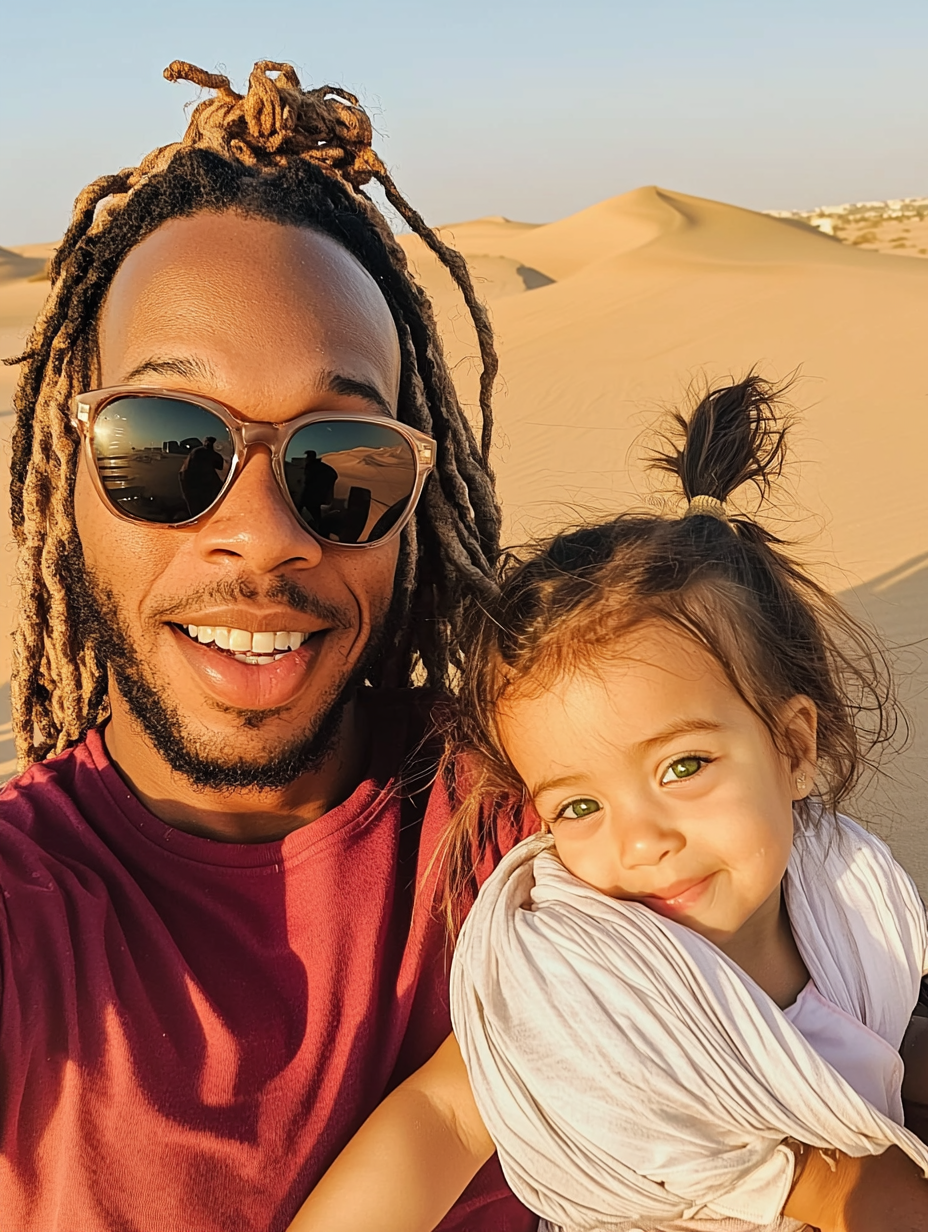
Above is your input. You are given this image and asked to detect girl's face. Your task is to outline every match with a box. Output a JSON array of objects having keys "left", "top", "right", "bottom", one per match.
[{"left": 496, "top": 622, "right": 817, "bottom": 950}]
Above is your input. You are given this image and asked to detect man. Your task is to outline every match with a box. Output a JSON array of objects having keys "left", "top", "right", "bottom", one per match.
[
  {"left": 4, "top": 59, "right": 524, "bottom": 1231},
  {"left": 296, "top": 449, "right": 338, "bottom": 530},
  {"left": 3, "top": 58, "right": 925, "bottom": 1232},
  {"left": 179, "top": 434, "right": 226, "bottom": 516}
]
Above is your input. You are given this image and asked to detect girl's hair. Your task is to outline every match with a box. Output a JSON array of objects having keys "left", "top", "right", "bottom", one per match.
[
  {"left": 8, "top": 60, "right": 502, "bottom": 769},
  {"left": 441, "top": 374, "right": 899, "bottom": 930}
]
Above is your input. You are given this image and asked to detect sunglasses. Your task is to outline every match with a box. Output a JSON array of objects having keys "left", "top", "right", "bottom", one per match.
[{"left": 71, "top": 386, "right": 436, "bottom": 548}]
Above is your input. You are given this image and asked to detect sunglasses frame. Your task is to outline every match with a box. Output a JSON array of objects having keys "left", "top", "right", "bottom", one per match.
[{"left": 70, "top": 385, "right": 437, "bottom": 549}]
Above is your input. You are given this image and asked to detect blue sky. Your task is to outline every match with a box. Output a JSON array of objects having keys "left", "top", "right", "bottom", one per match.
[{"left": 3, "top": 0, "right": 926, "bottom": 243}]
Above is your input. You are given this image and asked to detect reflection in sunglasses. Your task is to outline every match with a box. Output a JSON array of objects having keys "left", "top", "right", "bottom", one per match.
[
  {"left": 284, "top": 444, "right": 415, "bottom": 543},
  {"left": 94, "top": 400, "right": 234, "bottom": 523},
  {"left": 178, "top": 437, "right": 227, "bottom": 517}
]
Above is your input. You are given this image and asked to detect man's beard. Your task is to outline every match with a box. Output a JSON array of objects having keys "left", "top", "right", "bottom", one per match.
[{"left": 67, "top": 554, "right": 399, "bottom": 793}]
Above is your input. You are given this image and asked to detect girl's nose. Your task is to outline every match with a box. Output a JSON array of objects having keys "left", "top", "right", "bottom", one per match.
[{"left": 614, "top": 812, "right": 685, "bottom": 871}]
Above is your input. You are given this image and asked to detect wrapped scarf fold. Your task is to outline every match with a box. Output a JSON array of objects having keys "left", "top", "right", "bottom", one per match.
[{"left": 450, "top": 813, "right": 928, "bottom": 1231}]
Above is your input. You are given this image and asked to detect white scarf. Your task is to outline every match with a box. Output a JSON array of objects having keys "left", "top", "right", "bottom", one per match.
[{"left": 450, "top": 813, "right": 928, "bottom": 1231}]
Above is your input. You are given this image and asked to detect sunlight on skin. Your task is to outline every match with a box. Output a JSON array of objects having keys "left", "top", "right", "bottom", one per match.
[
  {"left": 496, "top": 621, "right": 818, "bottom": 1008},
  {"left": 76, "top": 214, "right": 404, "bottom": 840}
]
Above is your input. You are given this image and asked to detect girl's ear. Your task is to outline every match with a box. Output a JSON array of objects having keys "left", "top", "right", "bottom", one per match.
[{"left": 779, "top": 695, "right": 818, "bottom": 800}]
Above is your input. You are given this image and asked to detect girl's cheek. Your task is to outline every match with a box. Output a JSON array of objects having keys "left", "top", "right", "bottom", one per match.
[
  {"left": 551, "top": 832, "right": 582, "bottom": 875},
  {"left": 553, "top": 835, "right": 617, "bottom": 896}
]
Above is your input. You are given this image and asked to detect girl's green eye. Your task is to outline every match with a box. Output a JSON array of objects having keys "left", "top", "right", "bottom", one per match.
[
  {"left": 559, "top": 798, "right": 602, "bottom": 821},
  {"left": 661, "top": 757, "right": 705, "bottom": 784}
]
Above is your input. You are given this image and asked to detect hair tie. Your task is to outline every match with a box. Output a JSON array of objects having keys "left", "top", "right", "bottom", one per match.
[{"left": 684, "top": 495, "right": 729, "bottom": 522}]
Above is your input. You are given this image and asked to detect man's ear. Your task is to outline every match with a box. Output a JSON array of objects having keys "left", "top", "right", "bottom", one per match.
[{"left": 779, "top": 694, "right": 818, "bottom": 800}]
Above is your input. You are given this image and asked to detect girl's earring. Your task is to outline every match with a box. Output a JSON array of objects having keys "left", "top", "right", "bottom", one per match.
[{"left": 796, "top": 772, "right": 808, "bottom": 795}]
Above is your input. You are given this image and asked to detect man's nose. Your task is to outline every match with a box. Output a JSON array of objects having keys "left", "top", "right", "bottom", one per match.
[{"left": 193, "top": 447, "right": 325, "bottom": 572}]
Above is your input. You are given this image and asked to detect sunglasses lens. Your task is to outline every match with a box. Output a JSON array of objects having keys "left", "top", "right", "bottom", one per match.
[
  {"left": 283, "top": 420, "right": 418, "bottom": 544},
  {"left": 91, "top": 397, "right": 234, "bottom": 523}
]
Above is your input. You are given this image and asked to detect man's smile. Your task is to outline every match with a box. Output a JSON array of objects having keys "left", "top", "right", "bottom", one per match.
[
  {"left": 168, "top": 619, "right": 341, "bottom": 712},
  {"left": 174, "top": 622, "right": 322, "bottom": 665}
]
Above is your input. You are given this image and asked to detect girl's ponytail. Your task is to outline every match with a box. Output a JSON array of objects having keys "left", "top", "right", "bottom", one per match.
[{"left": 651, "top": 373, "right": 792, "bottom": 512}]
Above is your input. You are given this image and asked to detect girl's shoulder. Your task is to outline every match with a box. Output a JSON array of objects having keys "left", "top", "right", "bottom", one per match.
[
  {"left": 795, "top": 809, "right": 915, "bottom": 886},
  {"left": 788, "top": 809, "right": 927, "bottom": 1032},
  {"left": 793, "top": 808, "right": 925, "bottom": 931}
]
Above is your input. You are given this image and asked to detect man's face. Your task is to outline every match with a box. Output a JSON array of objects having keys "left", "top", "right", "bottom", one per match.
[{"left": 75, "top": 212, "right": 403, "bottom": 788}]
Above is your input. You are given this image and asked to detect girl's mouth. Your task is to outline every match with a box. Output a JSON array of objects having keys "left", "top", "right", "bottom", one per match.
[{"left": 639, "top": 873, "right": 716, "bottom": 917}]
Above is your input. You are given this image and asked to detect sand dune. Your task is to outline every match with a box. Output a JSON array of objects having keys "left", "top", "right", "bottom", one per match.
[
  {"left": 434, "top": 188, "right": 872, "bottom": 275},
  {"left": 0, "top": 248, "right": 46, "bottom": 284},
  {"left": 2, "top": 186, "right": 926, "bottom": 889},
  {"left": 401, "top": 187, "right": 927, "bottom": 572}
]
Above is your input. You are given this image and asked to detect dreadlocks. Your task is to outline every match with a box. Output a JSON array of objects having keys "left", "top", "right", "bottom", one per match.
[{"left": 8, "top": 59, "right": 502, "bottom": 770}]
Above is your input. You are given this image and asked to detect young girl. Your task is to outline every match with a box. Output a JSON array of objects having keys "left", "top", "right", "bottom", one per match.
[{"left": 290, "top": 377, "right": 928, "bottom": 1231}]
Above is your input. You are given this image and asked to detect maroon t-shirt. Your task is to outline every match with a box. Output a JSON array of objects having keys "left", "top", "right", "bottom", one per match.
[{"left": 0, "top": 690, "right": 536, "bottom": 1231}]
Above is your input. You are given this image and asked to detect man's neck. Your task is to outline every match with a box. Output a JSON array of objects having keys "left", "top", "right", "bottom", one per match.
[{"left": 102, "top": 698, "right": 370, "bottom": 843}]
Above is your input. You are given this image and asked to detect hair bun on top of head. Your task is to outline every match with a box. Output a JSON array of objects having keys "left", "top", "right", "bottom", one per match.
[
  {"left": 56, "top": 56, "right": 499, "bottom": 464},
  {"left": 650, "top": 372, "right": 792, "bottom": 525},
  {"left": 80, "top": 61, "right": 385, "bottom": 237},
  {"left": 157, "top": 60, "right": 384, "bottom": 186}
]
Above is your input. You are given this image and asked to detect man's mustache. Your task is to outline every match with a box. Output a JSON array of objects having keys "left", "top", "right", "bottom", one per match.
[{"left": 155, "top": 574, "right": 351, "bottom": 627}]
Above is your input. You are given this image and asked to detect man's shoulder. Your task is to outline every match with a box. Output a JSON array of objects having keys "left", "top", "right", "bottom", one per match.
[
  {"left": 0, "top": 738, "right": 117, "bottom": 915},
  {"left": 0, "top": 736, "right": 102, "bottom": 841}
]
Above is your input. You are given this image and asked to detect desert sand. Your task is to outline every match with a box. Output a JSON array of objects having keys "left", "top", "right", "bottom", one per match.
[{"left": 1, "top": 189, "right": 926, "bottom": 890}]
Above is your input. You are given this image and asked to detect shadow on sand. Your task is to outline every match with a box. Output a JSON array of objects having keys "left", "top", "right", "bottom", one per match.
[{"left": 838, "top": 552, "right": 928, "bottom": 892}]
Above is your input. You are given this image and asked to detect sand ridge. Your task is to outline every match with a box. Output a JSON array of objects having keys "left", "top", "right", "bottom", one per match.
[{"left": 433, "top": 186, "right": 891, "bottom": 274}]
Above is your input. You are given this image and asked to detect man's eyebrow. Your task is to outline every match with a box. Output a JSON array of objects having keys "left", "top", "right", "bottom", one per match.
[
  {"left": 319, "top": 371, "right": 394, "bottom": 416},
  {"left": 118, "top": 361, "right": 394, "bottom": 416},
  {"left": 632, "top": 718, "right": 724, "bottom": 755},
  {"left": 120, "top": 356, "right": 217, "bottom": 384}
]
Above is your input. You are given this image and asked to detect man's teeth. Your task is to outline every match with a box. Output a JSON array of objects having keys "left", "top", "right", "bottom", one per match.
[{"left": 184, "top": 625, "right": 310, "bottom": 664}]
